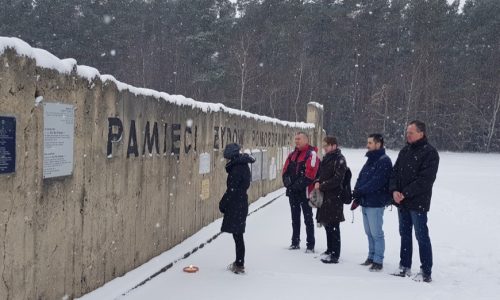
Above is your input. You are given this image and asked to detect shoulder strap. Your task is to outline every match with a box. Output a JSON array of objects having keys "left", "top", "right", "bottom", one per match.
[
  {"left": 290, "top": 149, "right": 300, "bottom": 162},
  {"left": 294, "top": 148, "right": 312, "bottom": 163},
  {"left": 305, "top": 148, "right": 312, "bottom": 161},
  {"left": 335, "top": 153, "right": 346, "bottom": 166}
]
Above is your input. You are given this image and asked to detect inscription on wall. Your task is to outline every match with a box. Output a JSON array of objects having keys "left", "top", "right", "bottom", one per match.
[{"left": 107, "top": 117, "right": 295, "bottom": 159}]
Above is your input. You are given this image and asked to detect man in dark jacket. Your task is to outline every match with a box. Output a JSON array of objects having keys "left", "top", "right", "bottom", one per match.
[
  {"left": 314, "top": 136, "right": 347, "bottom": 264},
  {"left": 282, "top": 132, "right": 320, "bottom": 252},
  {"left": 390, "top": 120, "right": 439, "bottom": 283},
  {"left": 353, "top": 133, "right": 392, "bottom": 271},
  {"left": 219, "top": 143, "right": 255, "bottom": 274}
]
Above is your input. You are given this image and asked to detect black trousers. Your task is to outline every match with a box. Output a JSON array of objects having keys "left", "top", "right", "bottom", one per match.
[
  {"left": 233, "top": 233, "right": 245, "bottom": 267},
  {"left": 325, "top": 222, "right": 341, "bottom": 259},
  {"left": 289, "top": 193, "right": 315, "bottom": 249}
]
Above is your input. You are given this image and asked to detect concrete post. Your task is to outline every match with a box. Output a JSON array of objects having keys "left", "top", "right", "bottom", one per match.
[{"left": 306, "top": 102, "right": 324, "bottom": 148}]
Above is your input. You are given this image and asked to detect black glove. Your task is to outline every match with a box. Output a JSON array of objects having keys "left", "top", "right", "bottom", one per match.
[{"left": 350, "top": 199, "right": 360, "bottom": 211}]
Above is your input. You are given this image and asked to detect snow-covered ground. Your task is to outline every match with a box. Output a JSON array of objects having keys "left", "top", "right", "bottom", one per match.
[{"left": 78, "top": 149, "right": 500, "bottom": 300}]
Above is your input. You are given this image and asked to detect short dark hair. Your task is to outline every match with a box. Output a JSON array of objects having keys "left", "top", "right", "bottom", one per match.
[
  {"left": 323, "top": 136, "right": 338, "bottom": 146},
  {"left": 296, "top": 131, "right": 309, "bottom": 139},
  {"left": 409, "top": 120, "right": 427, "bottom": 136},
  {"left": 368, "top": 133, "right": 384, "bottom": 147}
]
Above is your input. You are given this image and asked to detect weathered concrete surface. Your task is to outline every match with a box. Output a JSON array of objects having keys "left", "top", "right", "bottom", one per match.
[{"left": 0, "top": 48, "right": 323, "bottom": 299}]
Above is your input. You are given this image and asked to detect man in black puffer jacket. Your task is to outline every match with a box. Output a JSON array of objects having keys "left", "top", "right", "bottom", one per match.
[
  {"left": 219, "top": 143, "right": 255, "bottom": 274},
  {"left": 389, "top": 120, "right": 439, "bottom": 283}
]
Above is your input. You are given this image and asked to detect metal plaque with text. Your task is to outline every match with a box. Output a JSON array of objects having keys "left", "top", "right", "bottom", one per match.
[
  {"left": 43, "top": 103, "right": 75, "bottom": 179},
  {"left": 0, "top": 116, "right": 16, "bottom": 174}
]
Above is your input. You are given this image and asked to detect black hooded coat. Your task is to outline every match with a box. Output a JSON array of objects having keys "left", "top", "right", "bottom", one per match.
[{"left": 219, "top": 153, "right": 255, "bottom": 234}]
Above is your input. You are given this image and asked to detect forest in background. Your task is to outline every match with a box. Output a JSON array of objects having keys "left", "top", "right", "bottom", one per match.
[{"left": 1, "top": 0, "right": 499, "bottom": 151}]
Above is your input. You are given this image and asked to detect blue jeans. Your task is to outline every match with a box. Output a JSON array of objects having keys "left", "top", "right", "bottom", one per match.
[
  {"left": 289, "top": 194, "right": 315, "bottom": 249},
  {"left": 398, "top": 208, "right": 433, "bottom": 275},
  {"left": 362, "top": 207, "right": 385, "bottom": 264}
]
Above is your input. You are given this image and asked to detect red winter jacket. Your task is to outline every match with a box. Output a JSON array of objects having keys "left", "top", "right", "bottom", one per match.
[{"left": 282, "top": 144, "right": 320, "bottom": 198}]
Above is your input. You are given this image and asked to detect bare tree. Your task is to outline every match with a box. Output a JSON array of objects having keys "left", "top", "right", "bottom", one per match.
[
  {"left": 370, "top": 84, "right": 390, "bottom": 134},
  {"left": 352, "top": 51, "right": 360, "bottom": 112},
  {"left": 294, "top": 53, "right": 305, "bottom": 122},
  {"left": 486, "top": 89, "right": 500, "bottom": 152},
  {"left": 403, "top": 54, "right": 424, "bottom": 130},
  {"left": 266, "top": 84, "right": 279, "bottom": 118},
  {"left": 233, "top": 32, "right": 260, "bottom": 110}
]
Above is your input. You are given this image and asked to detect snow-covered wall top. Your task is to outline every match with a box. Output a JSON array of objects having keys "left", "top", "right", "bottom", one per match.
[{"left": 0, "top": 36, "right": 316, "bottom": 129}]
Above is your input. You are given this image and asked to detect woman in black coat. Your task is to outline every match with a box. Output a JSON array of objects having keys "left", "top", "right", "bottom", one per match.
[
  {"left": 219, "top": 143, "right": 255, "bottom": 274},
  {"left": 315, "top": 136, "right": 347, "bottom": 264}
]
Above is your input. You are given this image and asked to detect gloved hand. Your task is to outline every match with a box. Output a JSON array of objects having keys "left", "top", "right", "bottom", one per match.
[{"left": 350, "top": 199, "right": 360, "bottom": 211}]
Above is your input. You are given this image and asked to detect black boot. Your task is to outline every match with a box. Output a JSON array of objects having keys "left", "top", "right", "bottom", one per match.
[
  {"left": 321, "top": 255, "right": 339, "bottom": 264},
  {"left": 369, "top": 262, "right": 383, "bottom": 272}
]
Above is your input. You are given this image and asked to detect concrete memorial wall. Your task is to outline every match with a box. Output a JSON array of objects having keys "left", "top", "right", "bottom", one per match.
[{"left": 0, "top": 37, "right": 324, "bottom": 300}]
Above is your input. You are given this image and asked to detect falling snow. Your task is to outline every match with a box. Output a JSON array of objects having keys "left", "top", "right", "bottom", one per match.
[{"left": 77, "top": 150, "right": 500, "bottom": 300}]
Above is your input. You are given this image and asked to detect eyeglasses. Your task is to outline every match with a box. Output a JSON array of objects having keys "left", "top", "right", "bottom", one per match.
[{"left": 406, "top": 131, "right": 421, "bottom": 135}]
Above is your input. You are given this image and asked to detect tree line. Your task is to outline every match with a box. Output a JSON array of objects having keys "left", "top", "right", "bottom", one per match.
[{"left": 1, "top": 0, "right": 499, "bottom": 152}]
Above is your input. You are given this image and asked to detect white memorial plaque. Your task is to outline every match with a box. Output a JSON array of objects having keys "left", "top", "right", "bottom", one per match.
[
  {"left": 43, "top": 103, "right": 75, "bottom": 179},
  {"left": 261, "top": 150, "right": 269, "bottom": 180},
  {"left": 277, "top": 149, "right": 282, "bottom": 173},
  {"left": 251, "top": 150, "right": 262, "bottom": 182},
  {"left": 199, "top": 152, "right": 211, "bottom": 174},
  {"left": 282, "top": 147, "right": 289, "bottom": 168},
  {"left": 269, "top": 157, "right": 277, "bottom": 180}
]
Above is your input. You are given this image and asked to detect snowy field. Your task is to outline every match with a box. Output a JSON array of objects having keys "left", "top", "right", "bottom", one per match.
[{"left": 78, "top": 149, "right": 500, "bottom": 300}]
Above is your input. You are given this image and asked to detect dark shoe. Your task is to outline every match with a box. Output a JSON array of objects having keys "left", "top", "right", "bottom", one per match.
[
  {"left": 320, "top": 250, "right": 332, "bottom": 258},
  {"left": 360, "top": 258, "right": 373, "bottom": 266},
  {"left": 413, "top": 270, "right": 432, "bottom": 283},
  {"left": 369, "top": 262, "right": 383, "bottom": 272},
  {"left": 288, "top": 244, "right": 300, "bottom": 250},
  {"left": 321, "top": 256, "right": 339, "bottom": 264},
  {"left": 319, "top": 250, "right": 332, "bottom": 259},
  {"left": 392, "top": 266, "right": 412, "bottom": 277},
  {"left": 228, "top": 263, "right": 245, "bottom": 274},
  {"left": 305, "top": 248, "right": 315, "bottom": 254}
]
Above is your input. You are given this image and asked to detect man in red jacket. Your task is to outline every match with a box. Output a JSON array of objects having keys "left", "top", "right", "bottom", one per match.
[{"left": 282, "top": 132, "right": 320, "bottom": 252}]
